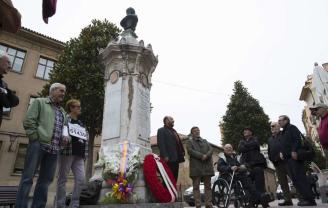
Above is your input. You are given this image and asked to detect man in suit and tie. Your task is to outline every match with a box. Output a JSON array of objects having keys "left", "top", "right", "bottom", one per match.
[{"left": 157, "top": 116, "right": 185, "bottom": 181}]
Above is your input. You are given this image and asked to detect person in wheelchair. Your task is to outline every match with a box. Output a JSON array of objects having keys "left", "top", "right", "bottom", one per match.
[{"left": 217, "top": 144, "right": 269, "bottom": 208}]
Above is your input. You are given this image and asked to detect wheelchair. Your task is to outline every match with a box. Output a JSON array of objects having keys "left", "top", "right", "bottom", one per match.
[{"left": 212, "top": 170, "right": 256, "bottom": 208}]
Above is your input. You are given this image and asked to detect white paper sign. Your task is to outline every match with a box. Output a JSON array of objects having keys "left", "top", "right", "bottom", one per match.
[
  {"left": 68, "top": 123, "right": 87, "bottom": 140},
  {"left": 62, "top": 126, "right": 69, "bottom": 137}
]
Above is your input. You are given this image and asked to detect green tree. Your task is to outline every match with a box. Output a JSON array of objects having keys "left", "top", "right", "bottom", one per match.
[
  {"left": 41, "top": 19, "right": 121, "bottom": 179},
  {"left": 221, "top": 80, "right": 271, "bottom": 150}
]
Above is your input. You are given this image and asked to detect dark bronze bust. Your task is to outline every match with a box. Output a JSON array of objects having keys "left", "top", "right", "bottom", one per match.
[{"left": 120, "top": 7, "right": 138, "bottom": 32}]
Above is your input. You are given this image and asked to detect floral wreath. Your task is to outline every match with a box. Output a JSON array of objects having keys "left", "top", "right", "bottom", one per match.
[{"left": 143, "top": 154, "right": 177, "bottom": 203}]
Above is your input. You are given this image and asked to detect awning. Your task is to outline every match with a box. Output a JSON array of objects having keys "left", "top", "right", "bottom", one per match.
[{"left": 0, "top": 0, "right": 21, "bottom": 33}]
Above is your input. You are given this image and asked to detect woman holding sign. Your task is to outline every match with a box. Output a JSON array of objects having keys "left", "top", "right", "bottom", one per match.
[{"left": 54, "top": 99, "right": 88, "bottom": 208}]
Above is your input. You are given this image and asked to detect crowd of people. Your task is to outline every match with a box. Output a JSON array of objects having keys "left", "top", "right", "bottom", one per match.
[
  {"left": 2, "top": 49, "right": 328, "bottom": 207},
  {"left": 157, "top": 113, "right": 328, "bottom": 207}
]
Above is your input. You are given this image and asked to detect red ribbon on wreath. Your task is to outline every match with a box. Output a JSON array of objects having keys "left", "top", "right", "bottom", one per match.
[{"left": 143, "top": 154, "right": 177, "bottom": 203}]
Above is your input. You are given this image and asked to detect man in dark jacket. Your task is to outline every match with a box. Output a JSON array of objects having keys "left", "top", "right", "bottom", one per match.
[
  {"left": 278, "top": 115, "right": 316, "bottom": 206},
  {"left": 186, "top": 126, "right": 213, "bottom": 208},
  {"left": 268, "top": 122, "right": 292, "bottom": 206},
  {"left": 0, "top": 51, "right": 19, "bottom": 126},
  {"left": 238, "top": 128, "right": 267, "bottom": 195},
  {"left": 218, "top": 144, "right": 268, "bottom": 207},
  {"left": 157, "top": 116, "right": 185, "bottom": 181}
]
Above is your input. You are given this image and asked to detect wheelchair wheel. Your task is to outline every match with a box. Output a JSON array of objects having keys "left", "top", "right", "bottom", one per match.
[
  {"left": 234, "top": 180, "right": 251, "bottom": 208},
  {"left": 212, "top": 178, "right": 230, "bottom": 208}
]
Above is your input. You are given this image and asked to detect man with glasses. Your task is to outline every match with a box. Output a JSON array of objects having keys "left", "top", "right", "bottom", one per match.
[
  {"left": 0, "top": 51, "right": 19, "bottom": 126},
  {"left": 310, "top": 103, "right": 328, "bottom": 161},
  {"left": 268, "top": 122, "right": 292, "bottom": 206},
  {"left": 278, "top": 115, "right": 316, "bottom": 206}
]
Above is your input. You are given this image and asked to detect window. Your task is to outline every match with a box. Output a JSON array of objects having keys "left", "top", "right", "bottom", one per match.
[
  {"left": 13, "top": 143, "right": 28, "bottom": 174},
  {"left": 36, "top": 57, "right": 55, "bottom": 80},
  {"left": 2, "top": 107, "right": 11, "bottom": 117},
  {"left": 0, "top": 44, "right": 26, "bottom": 72}
]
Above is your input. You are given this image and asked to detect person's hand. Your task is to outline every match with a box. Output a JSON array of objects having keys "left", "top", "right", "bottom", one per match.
[
  {"left": 164, "top": 157, "right": 169, "bottom": 162},
  {"left": 231, "top": 166, "right": 238, "bottom": 172},
  {"left": 202, "top": 155, "right": 207, "bottom": 161},
  {"left": 279, "top": 152, "right": 284, "bottom": 160},
  {"left": 239, "top": 165, "right": 247, "bottom": 171},
  {"left": 0, "top": 87, "right": 7, "bottom": 95},
  {"left": 291, "top": 151, "right": 298, "bottom": 160},
  {"left": 61, "top": 136, "right": 69, "bottom": 146}
]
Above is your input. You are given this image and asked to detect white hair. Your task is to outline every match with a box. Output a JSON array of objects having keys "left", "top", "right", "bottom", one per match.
[
  {"left": 49, "top": 83, "right": 65, "bottom": 94},
  {"left": 0, "top": 51, "right": 9, "bottom": 59}
]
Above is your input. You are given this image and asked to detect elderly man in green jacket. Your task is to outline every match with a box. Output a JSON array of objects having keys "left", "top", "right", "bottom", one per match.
[
  {"left": 186, "top": 126, "right": 214, "bottom": 208},
  {"left": 16, "top": 83, "right": 67, "bottom": 208}
]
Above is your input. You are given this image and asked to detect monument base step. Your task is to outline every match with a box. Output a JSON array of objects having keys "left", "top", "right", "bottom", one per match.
[{"left": 81, "top": 202, "right": 184, "bottom": 208}]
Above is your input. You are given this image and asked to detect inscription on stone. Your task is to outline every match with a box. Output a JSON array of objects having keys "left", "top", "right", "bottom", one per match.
[
  {"left": 103, "top": 78, "right": 122, "bottom": 140},
  {"left": 137, "top": 83, "right": 150, "bottom": 140}
]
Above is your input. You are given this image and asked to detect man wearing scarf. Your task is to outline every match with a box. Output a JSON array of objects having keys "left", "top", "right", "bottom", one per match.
[{"left": 157, "top": 116, "right": 185, "bottom": 181}]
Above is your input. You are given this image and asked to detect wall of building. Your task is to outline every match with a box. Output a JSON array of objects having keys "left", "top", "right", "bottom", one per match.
[{"left": 0, "top": 28, "right": 69, "bottom": 204}]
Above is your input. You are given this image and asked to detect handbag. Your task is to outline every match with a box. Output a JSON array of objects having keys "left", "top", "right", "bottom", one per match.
[{"left": 297, "top": 134, "right": 315, "bottom": 161}]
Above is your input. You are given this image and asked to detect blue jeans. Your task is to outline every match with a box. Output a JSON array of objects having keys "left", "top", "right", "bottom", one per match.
[{"left": 16, "top": 140, "right": 58, "bottom": 208}]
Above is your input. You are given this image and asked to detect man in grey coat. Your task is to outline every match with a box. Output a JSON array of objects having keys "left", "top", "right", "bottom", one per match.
[{"left": 186, "top": 126, "right": 214, "bottom": 208}]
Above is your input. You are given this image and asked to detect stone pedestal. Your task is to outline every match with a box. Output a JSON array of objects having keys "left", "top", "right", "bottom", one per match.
[
  {"left": 92, "top": 29, "right": 158, "bottom": 203},
  {"left": 81, "top": 202, "right": 184, "bottom": 208}
]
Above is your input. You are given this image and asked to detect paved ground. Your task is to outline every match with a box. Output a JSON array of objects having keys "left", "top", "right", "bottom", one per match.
[{"left": 184, "top": 198, "right": 327, "bottom": 207}]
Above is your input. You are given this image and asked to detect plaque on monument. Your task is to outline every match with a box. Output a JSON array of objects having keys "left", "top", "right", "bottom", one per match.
[
  {"left": 137, "top": 83, "right": 150, "bottom": 141},
  {"left": 102, "top": 78, "right": 122, "bottom": 140}
]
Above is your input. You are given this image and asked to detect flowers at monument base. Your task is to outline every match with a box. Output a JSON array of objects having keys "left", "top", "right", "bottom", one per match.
[
  {"left": 143, "top": 154, "right": 178, "bottom": 203},
  {"left": 97, "top": 141, "right": 140, "bottom": 203}
]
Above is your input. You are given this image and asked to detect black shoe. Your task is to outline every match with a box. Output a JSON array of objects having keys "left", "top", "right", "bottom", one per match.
[
  {"left": 278, "top": 201, "right": 293, "bottom": 206},
  {"left": 297, "top": 200, "right": 317, "bottom": 206}
]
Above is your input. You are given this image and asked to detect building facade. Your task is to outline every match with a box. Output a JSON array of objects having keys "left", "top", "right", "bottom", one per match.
[
  {"left": 0, "top": 27, "right": 68, "bottom": 203},
  {"left": 299, "top": 70, "right": 325, "bottom": 149}
]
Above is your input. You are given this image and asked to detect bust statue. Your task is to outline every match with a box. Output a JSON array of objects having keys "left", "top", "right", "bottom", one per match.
[{"left": 120, "top": 7, "right": 138, "bottom": 32}]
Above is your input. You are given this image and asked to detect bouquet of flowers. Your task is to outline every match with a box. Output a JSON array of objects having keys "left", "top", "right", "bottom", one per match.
[{"left": 97, "top": 141, "right": 140, "bottom": 203}]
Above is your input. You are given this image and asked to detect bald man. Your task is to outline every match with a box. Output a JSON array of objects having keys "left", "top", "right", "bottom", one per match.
[
  {"left": 217, "top": 144, "right": 269, "bottom": 208},
  {"left": 0, "top": 51, "right": 19, "bottom": 126},
  {"left": 157, "top": 116, "right": 185, "bottom": 181}
]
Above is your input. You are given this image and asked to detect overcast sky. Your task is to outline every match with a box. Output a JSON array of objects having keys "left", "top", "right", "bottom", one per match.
[{"left": 13, "top": 0, "right": 328, "bottom": 146}]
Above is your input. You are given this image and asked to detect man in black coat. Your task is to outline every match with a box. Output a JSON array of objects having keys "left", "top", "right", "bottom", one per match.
[
  {"left": 268, "top": 122, "right": 292, "bottom": 206},
  {"left": 157, "top": 116, "right": 185, "bottom": 181},
  {"left": 238, "top": 128, "right": 267, "bottom": 194},
  {"left": 278, "top": 115, "right": 316, "bottom": 206},
  {"left": 0, "top": 52, "right": 19, "bottom": 126}
]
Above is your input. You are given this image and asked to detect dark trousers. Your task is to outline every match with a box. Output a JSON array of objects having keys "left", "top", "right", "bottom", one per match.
[
  {"left": 249, "top": 166, "right": 266, "bottom": 194},
  {"left": 167, "top": 161, "right": 179, "bottom": 181},
  {"left": 287, "top": 159, "right": 314, "bottom": 202},
  {"left": 274, "top": 161, "right": 292, "bottom": 202},
  {"left": 235, "top": 173, "right": 261, "bottom": 203},
  {"left": 310, "top": 183, "right": 320, "bottom": 198}
]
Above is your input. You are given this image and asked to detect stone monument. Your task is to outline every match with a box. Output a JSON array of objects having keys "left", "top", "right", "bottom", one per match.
[{"left": 91, "top": 8, "right": 158, "bottom": 203}]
